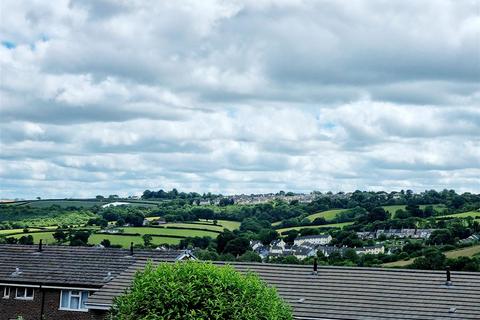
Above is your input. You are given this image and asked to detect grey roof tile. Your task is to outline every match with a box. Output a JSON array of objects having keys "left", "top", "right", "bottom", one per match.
[
  {"left": 87, "top": 261, "right": 480, "bottom": 319},
  {"left": 0, "top": 244, "right": 184, "bottom": 287}
]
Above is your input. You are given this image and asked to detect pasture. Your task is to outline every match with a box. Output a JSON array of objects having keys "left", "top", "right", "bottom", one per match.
[
  {"left": 144, "top": 218, "right": 240, "bottom": 231},
  {"left": 276, "top": 222, "right": 353, "bottom": 234},
  {"left": 438, "top": 211, "right": 480, "bottom": 219},
  {"left": 382, "top": 245, "right": 480, "bottom": 268},
  {"left": 306, "top": 209, "right": 346, "bottom": 222},
  {"left": 122, "top": 227, "right": 219, "bottom": 238},
  {"left": 382, "top": 204, "right": 446, "bottom": 217}
]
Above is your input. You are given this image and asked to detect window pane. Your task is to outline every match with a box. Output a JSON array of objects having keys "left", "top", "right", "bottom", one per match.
[
  {"left": 71, "top": 290, "right": 79, "bottom": 296},
  {"left": 81, "top": 291, "right": 88, "bottom": 309},
  {"left": 70, "top": 296, "right": 80, "bottom": 309},
  {"left": 61, "top": 290, "right": 69, "bottom": 308},
  {"left": 26, "top": 288, "right": 33, "bottom": 298},
  {"left": 16, "top": 287, "right": 25, "bottom": 297}
]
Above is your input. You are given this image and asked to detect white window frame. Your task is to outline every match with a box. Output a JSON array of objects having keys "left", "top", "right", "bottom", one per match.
[
  {"left": 3, "top": 286, "right": 10, "bottom": 298},
  {"left": 59, "top": 290, "right": 89, "bottom": 312},
  {"left": 15, "top": 287, "right": 34, "bottom": 300}
]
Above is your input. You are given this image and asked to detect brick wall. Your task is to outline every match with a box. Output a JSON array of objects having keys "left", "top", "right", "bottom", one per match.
[{"left": 0, "top": 286, "right": 107, "bottom": 320}]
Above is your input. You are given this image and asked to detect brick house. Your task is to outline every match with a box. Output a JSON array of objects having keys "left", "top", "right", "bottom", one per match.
[{"left": 0, "top": 244, "right": 192, "bottom": 320}]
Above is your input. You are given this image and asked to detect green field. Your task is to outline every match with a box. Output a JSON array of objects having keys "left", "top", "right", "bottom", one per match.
[
  {"left": 11, "top": 231, "right": 182, "bottom": 247},
  {"left": 0, "top": 227, "right": 57, "bottom": 236},
  {"left": 382, "top": 204, "right": 446, "bottom": 217},
  {"left": 383, "top": 245, "right": 480, "bottom": 268},
  {"left": 445, "top": 245, "right": 480, "bottom": 259},
  {"left": 276, "top": 222, "right": 353, "bottom": 234},
  {"left": 122, "top": 227, "right": 218, "bottom": 238},
  {"left": 439, "top": 211, "right": 480, "bottom": 219},
  {"left": 89, "top": 234, "right": 181, "bottom": 246},
  {"left": 145, "top": 219, "right": 240, "bottom": 231},
  {"left": 196, "top": 219, "right": 241, "bottom": 230},
  {"left": 306, "top": 209, "right": 346, "bottom": 222}
]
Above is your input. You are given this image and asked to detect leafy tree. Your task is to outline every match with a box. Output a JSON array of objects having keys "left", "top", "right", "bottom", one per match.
[
  {"left": 68, "top": 230, "right": 91, "bottom": 246},
  {"left": 238, "top": 251, "right": 262, "bottom": 262},
  {"left": 258, "top": 229, "right": 279, "bottom": 245},
  {"left": 101, "top": 239, "right": 112, "bottom": 247},
  {"left": 428, "top": 229, "right": 454, "bottom": 245},
  {"left": 411, "top": 248, "right": 446, "bottom": 270},
  {"left": 17, "top": 235, "right": 34, "bottom": 245},
  {"left": 216, "top": 230, "right": 236, "bottom": 253},
  {"left": 223, "top": 237, "right": 250, "bottom": 256},
  {"left": 110, "top": 262, "right": 292, "bottom": 320},
  {"left": 53, "top": 230, "right": 67, "bottom": 243},
  {"left": 142, "top": 234, "right": 153, "bottom": 247}
]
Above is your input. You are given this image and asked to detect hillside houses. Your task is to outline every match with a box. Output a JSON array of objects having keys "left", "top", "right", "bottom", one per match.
[
  {"left": 294, "top": 234, "right": 332, "bottom": 246},
  {"left": 251, "top": 235, "right": 384, "bottom": 261},
  {"left": 357, "top": 228, "right": 436, "bottom": 240}
]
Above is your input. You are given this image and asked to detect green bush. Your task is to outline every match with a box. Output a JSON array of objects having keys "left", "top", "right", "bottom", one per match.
[{"left": 110, "top": 261, "right": 292, "bottom": 320}]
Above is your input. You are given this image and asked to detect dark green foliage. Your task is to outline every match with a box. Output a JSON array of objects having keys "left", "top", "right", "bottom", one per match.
[
  {"left": 110, "top": 262, "right": 292, "bottom": 320},
  {"left": 238, "top": 251, "right": 262, "bottom": 262},
  {"left": 223, "top": 237, "right": 250, "bottom": 256}
]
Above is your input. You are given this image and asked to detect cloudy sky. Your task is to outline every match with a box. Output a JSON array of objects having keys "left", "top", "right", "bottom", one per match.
[{"left": 0, "top": 0, "right": 479, "bottom": 199}]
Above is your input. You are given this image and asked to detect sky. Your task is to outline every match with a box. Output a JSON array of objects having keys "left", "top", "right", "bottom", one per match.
[{"left": 0, "top": 0, "right": 479, "bottom": 199}]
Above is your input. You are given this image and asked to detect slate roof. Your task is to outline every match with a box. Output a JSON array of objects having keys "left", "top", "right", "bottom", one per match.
[
  {"left": 87, "top": 261, "right": 480, "bottom": 319},
  {"left": 0, "top": 244, "right": 185, "bottom": 288}
]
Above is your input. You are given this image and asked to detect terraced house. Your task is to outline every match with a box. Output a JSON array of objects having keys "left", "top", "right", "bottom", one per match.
[
  {"left": 1, "top": 244, "right": 480, "bottom": 320},
  {"left": 0, "top": 244, "right": 193, "bottom": 320}
]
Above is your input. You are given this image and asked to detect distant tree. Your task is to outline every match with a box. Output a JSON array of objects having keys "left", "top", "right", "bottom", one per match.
[
  {"left": 100, "top": 239, "right": 111, "bottom": 247},
  {"left": 238, "top": 251, "right": 262, "bottom": 262},
  {"left": 223, "top": 237, "right": 250, "bottom": 256},
  {"left": 53, "top": 230, "right": 67, "bottom": 243},
  {"left": 17, "top": 235, "right": 34, "bottom": 245},
  {"left": 96, "top": 195, "right": 105, "bottom": 200},
  {"left": 142, "top": 234, "right": 153, "bottom": 247},
  {"left": 411, "top": 249, "right": 446, "bottom": 270},
  {"left": 258, "top": 229, "right": 279, "bottom": 245},
  {"left": 68, "top": 230, "right": 91, "bottom": 246},
  {"left": 428, "top": 229, "right": 454, "bottom": 245}
]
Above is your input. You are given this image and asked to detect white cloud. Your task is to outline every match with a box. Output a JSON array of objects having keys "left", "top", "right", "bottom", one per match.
[{"left": 0, "top": 0, "right": 479, "bottom": 198}]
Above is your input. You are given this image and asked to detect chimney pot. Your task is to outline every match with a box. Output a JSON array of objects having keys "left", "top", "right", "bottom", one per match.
[
  {"left": 38, "top": 239, "right": 43, "bottom": 252},
  {"left": 312, "top": 257, "right": 318, "bottom": 275},
  {"left": 130, "top": 242, "right": 134, "bottom": 255},
  {"left": 446, "top": 266, "right": 452, "bottom": 286}
]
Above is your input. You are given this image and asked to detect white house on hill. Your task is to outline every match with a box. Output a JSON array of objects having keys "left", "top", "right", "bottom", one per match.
[{"left": 294, "top": 234, "right": 332, "bottom": 246}]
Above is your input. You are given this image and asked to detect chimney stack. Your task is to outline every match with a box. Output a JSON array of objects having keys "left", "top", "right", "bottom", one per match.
[
  {"left": 38, "top": 239, "right": 43, "bottom": 252},
  {"left": 446, "top": 266, "right": 452, "bottom": 286},
  {"left": 130, "top": 242, "right": 134, "bottom": 255},
  {"left": 312, "top": 257, "right": 318, "bottom": 275}
]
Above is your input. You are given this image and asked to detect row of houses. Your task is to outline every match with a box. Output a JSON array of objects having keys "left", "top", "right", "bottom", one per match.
[
  {"left": 357, "top": 228, "right": 436, "bottom": 240},
  {"left": 1, "top": 244, "right": 479, "bottom": 320},
  {"left": 251, "top": 235, "right": 385, "bottom": 261}
]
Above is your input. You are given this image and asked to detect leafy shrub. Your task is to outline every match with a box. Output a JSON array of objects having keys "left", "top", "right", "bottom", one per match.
[{"left": 110, "top": 261, "right": 292, "bottom": 320}]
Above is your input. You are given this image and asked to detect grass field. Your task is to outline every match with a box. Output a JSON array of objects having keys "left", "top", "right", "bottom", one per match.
[
  {"left": 383, "top": 245, "right": 480, "bottom": 268},
  {"left": 0, "top": 226, "right": 57, "bottom": 236},
  {"left": 89, "top": 234, "right": 181, "bottom": 246},
  {"left": 438, "top": 211, "right": 480, "bottom": 219},
  {"left": 306, "top": 209, "right": 346, "bottom": 222},
  {"left": 122, "top": 227, "right": 218, "bottom": 238},
  {"left": 144, "top": 218, "right": 240, "bottom": 231},
  {"left": 444, "top": 245, "right": 480, "bottom": 259},
  {"left": 10, "top": 231, "right": 182, "bottom": 247},
  {"left": 276, "top": 222, "right": 353, "bottom": 234},
  {"left": 382, "top": 204, "right": 446, "bottom": 217}
]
